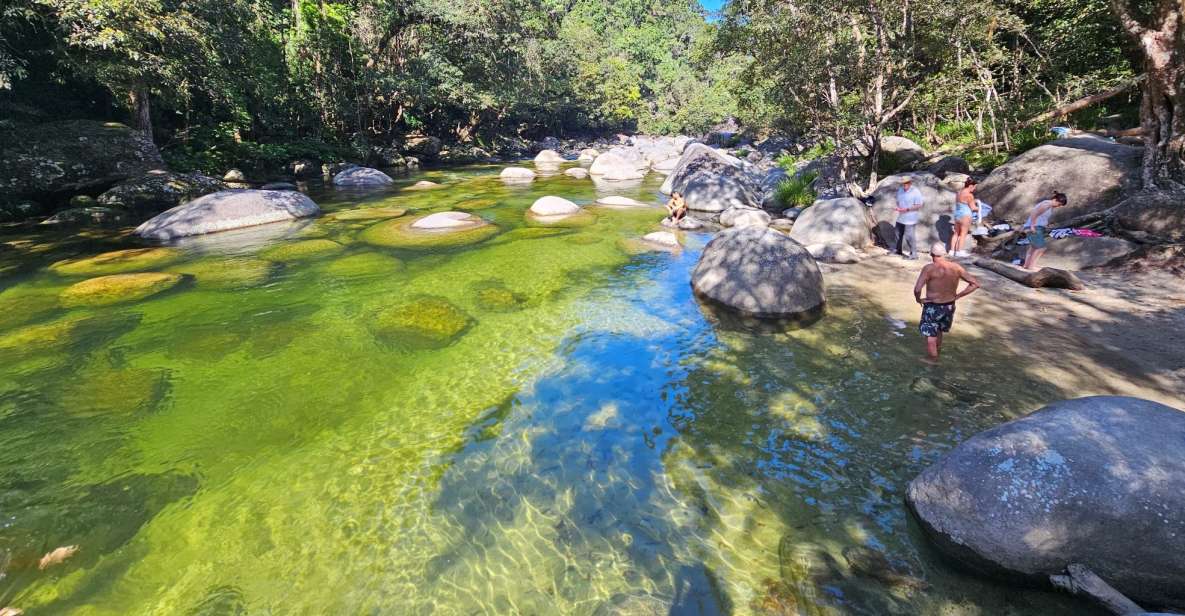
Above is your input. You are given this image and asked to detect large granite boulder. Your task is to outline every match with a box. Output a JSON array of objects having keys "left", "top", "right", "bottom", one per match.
[
  {"left": 1041, "top": 236, "right": 1139, "bottom": 270},
  {"left": 907, "top": 396, "right": 1185, "bottom": 609},
  {"left": 404, "top": 135, "right": 443, "bottom": 160},
  {"left": 878, "top": 135, "right": 927, "bottom": 170},
  {"left": 691, "top": 226, "right": 825, "bottom": 319},
  {"left": 868, "top": 173, "right": 960, "bottom": 251},
  {"left": 500, "top": 167, "right": 537, "bottom": 182},
  {"left": 332, "top": 166, "right": 394, "bottom": 187},
  {"left": 976, "top": 136, "right": 1141, "bottom": 224},
  {"left": 529, "top": 196, "right": 581, "bottom": 217},
  {"left": 719, "top": 206, "right": 771, "bottom": 229},
  {"left": 97, "top": 170, "right": 226, "bottom": 214},
  {"left": 578, "top": 148, "right": 600, "bottom": 162},
  {"left": 0, "top": 120, "right": 163, "bottom": 202},
  {"left": 534, "top": 149, "right": 565, "bottom": 164},
  {"left": 1112, "top": 190, "right": 1185, "bottom": 242},
  {"left": 134, "top": 190, "right": 321, "bottom": 240},
  {"left": 589, "top": 151, "right": 646, "bottom": 181},
  {"left": 789, "top": 198, "right": 873, "bottom": 249},
  {"left": 660, "top": 144, "right": 761, "bottom": 212}
]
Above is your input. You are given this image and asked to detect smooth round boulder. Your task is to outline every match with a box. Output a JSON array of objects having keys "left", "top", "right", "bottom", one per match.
[
  {"left": 359, "top": 215, "right": 498, "bottom": 249},
  {"left": 500, "top": 167, "right": 537, "bottom": 182},
  {"left": 60, "top": 272, "right": 185, "bottom": 307},
  {"left": 564, "top": 168, "right": 590, "bottom": 179},
  {"left": 529, "top": 196, "right": 581, "bottom": 217},
  {"left": 806, "top": 243, "right": 862, "bottom": 264},
  {"left": 789, "top": 198, "right": 873, "bottom": 249},
  {"left": 534, "top": 149, "right": 565, "bottom": 164},
  {"left": 907, "top": 396, "right": 1185, "bottom": 609},
  {"left": 411, "top": 211, "right": 484, "bottom": 230},
  {"left": 578, "top": 148, "right": 600, "bottom": 162},
  {"left": 333, "top": 167, "right": 394, "bottom": 187},
  {"left": 691, "top": 226, "right": 824, "bottom": 319},
  {"left": 134, "top": 190, "right": 321, "bottom": 241},
  {"left": 588, "top": 152, "right": 645, "bottom": 181},
  {"left": 406, "top": 180, "right": 443, "bottom": 191},
  {"left": 720, "top": 206, "right": 771, "bottom": 228},
  {"left": 223, "top": 169, "right": 246, "bottom": 182},
  {"left": 878, "top": 135, "right": 927, "bottom": 170}
]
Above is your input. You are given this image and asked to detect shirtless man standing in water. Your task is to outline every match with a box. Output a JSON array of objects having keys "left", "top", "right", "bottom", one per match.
[{"left": 913, "top": 243, "right": 980, "bottom": 363}]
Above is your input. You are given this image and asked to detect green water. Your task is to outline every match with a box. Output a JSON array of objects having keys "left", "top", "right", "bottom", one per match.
[{"left": 0, "top": 165, "right": 1093, "bottom": 615}]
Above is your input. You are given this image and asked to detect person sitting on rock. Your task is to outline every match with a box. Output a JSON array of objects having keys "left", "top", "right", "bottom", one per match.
[
  {"left": 913, "top": 243, "right": 981, "bottom": 364},
  {"left": 665, "top": 192, "right": 688, "bottom": 223},
  {"left": 950, "top": 178, "right": 979, "bottom": 258},
  {"left": 1021, "top": 192, "right": 1068, "bottom": 270}
]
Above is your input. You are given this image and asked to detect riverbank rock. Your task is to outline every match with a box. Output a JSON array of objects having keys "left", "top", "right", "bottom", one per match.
[
  {"left": 589, "top": 151, "right": 646, "bottom": 181},
  {"left": 927, "top": 155, "right": 971, "bottom": 178},
  {"left": 529, "top": 196, "right": 581, "bottom": 217},
  {"left": 60, "top": 272, "right": 185, "bottom": 307},
  {"left": 260, "top": 239, "right": 343, "bottom": 261},
  {"left": 907, "top": 396, "right": 1185, "bottom": 609},
  {"left": 333, "top": 166, "right": 394, "bottom": 187},
  {"left": 534, "top": 149, "right": 565, "bottom": 164},
  {"left": 789, "top": 198, "right": 873, "bottom": 249},
  {"left": 40, "top": 207, "right": 126, "bottom": 227},
  {"left": 261, "top": 182, "right": 298, "bottom": 191},
  {"left": 1039, "top": 236, "right": 1139, "bottom": 270},
  {"left": 806, "top": 243, "right": 863, "bottom": 264},
  {"left": 0, "top": 120, "right": 163, "bottom": 202},
  {"left": 370, "top": 296, "right": 472, "bottom": 349},
  {"left": 578, "top": 148, "right": 600, "bottom": 162},
  {"left": 868, "top": 173, "right": 959, "bottom": 251},
  {"left": 720, "top": 206, "right": 771, "bottom": 229},
  {"left": 661, "top": 144, "right": 760, "bottom": 212},
  {"left": 134, "top": 190, "right": 321, "bottom": 241},
  {"left": 359, "top": 214, "right": 498, "bottom": 249},
  {"left": 691, "top": 226, "right": 825, "bottom": 318},
  {"left": 564, "top": 168, "right": 590, "bottom": 179},
  {"left": 223, "top": 169, "right": 246, "bottom": 182},
  {"left": 879, "top": 136, "right": 927, "bottom": 170},
  {"left": 51, "top": 247, "right": 181, "bottom": 277},
  {"left": 97, "top": 170, "right": 226, "bottom": 214},
  {"left": 405, "top": 135, "right": 443, "bottom": 160},
  {"left": 500, "top": 167, "right": 537, "bottom": 182},
  {"left": 651, "top": 157, "right": 680, "bottom": 174},
  {"left": 1112, "top": 190, "right": 1185, "bottom": 242},
  {"left": 977, "top": 136, "right": 1141, "bottom": 223}
]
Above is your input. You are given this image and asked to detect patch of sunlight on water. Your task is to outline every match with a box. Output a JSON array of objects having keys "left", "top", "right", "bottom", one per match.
[{"left": 0, "top": 164, "right": 1096, "bottom": 614}]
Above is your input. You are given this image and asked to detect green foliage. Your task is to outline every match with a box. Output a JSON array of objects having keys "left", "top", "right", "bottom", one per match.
[
  {"left": 774, "top": 171, "right": 819, "bottom": 208},
  {"left": 162, "top": 124, "right": 354, "bottom": 174},
  {"left": 776, "top": 142, "right": 834, "bottom": 170}
]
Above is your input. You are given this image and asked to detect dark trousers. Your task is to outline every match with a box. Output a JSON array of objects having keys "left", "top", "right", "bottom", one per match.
[{"left": 895, "top": 223, "right": 917, "bottom": 258}]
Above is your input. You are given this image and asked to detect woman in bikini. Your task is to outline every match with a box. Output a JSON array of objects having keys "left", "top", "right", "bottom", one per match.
[{"left": 950, "top": 178, "right": 978, "bottom": 257}]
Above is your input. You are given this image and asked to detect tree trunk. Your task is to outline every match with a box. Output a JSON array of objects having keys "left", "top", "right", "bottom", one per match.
[
  {"left": 972, "top": 258, "right": 1086, "bottom": 290},
  {"left": 129, "top": 86, "right": 153, "bottom": 142}
]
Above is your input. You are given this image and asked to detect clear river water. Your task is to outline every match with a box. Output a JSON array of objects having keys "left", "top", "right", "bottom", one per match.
[{"left": 0, "top": 164, "right": 1096, "bottom": 614}]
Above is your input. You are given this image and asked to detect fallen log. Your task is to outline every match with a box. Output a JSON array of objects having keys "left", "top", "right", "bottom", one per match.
[
  {"left": 972, "top": 258, "right": 1086, "bottom": 290},
  {"left": 1022, "top": 76, "right": 1145, "bottom": 128},
  {"left": 1049, "top": 563, "right": 1144, "bottom": 615}
]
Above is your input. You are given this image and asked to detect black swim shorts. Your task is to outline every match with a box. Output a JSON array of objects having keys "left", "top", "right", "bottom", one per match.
[{"left": 919, "top": 302, "right": 956, "bottom": 337}]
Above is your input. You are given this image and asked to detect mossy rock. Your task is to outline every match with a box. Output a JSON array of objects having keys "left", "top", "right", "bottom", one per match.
[
  {"left": 322, "top": 253, "right": 405, "bottom": 279},
  {"left": 60, "top": 272, "right": 185, "bottom": 307},
  {"left": 166, "top": 328, "right": 244, "bottom": 361},
  {"left": 167, "top": 257, "right": 276, "bottom": 289},
  {"left": 328, "top": 206, "right": 409, "bottom": 221},
  {"left": 260, "top": 239, "right": 344, "bottom": 262},
  {"left": 454, "top": 198, "right": 499, "bottom": 211},
  {"left": 525, "top": 209, "right": 598, "bottom": 228},
  {"left": 472, "top": 281, "right": 527, "bottom": 313},
  {"left": 358, "top": 217, "right": 499, "bottom": 250},
  {"left": 0, "top": 314, "right": 87, "bottom": 357},
  {"left": 60, "top": 367, "right": 170, "bottom": 416},
  {"left": 246, "top": 321, "right": 308, "bottom": 358},
  {"left": 568, "top": 233, "right": 604, "bottom": 245},
  {"left": 50, "top": 247, "right": 181, "bottom": 277},
  {"left": 0, "top": 290, "right": 62, "bottom": 331},
  {"left": 370, "top": 296, "right": 473, "bottom": 349},
  {"left": 490, "top": 227, "right": 568, "bottom": 244}
]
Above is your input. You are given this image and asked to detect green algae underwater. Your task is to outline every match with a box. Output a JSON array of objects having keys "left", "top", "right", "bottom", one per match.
[{"left": 0, "top": 165, "right": 1095, "bottom": 615}]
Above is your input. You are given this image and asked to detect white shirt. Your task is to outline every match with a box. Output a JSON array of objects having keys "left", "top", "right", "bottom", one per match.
[{"left": 896, "top": 186, "right": 923, "bottom": 225}]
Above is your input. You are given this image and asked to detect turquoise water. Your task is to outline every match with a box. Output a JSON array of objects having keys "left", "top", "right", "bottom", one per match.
[{"left": 0, "top": 164, "right": 1094, "bottom": 614}]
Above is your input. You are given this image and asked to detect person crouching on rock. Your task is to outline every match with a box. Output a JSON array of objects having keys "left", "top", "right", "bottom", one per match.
[
  {"left": 913, "top": 243, "right": 981, "bottom": 363},
  {"left": 665, "top": 192, "right": 688, "bottom": 224},
  {"left": 1021, "top": 192, "right": 1068, "bottom": 270},
  {"left": 950, "top": 178, "right": 979, "bottom": 257}
]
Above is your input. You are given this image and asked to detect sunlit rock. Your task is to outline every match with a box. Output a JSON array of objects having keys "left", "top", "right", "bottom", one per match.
[
  {"left": 529, "top": 196, "right": 581, "bottom": 217},
  {"left": 134, "top": 190, "right": 321, "bottom": 240},
  {"left": 359, "top": 214, "right": 498, "bottom": 249},
  {"left": 60, "top": 272, "right": 185, "bottom": 307},
  {"left": 500, "top": 167, "right": 537, "bottom": 182}
]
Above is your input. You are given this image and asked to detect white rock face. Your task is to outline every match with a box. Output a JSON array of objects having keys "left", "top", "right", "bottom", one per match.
[
  {"left": 534, "top": 149, "right": 565, "bottom": 163},
  {"left": 596, "top": 196, "right": 646, "bottom": 207},
  {"left": 529, "top": 196, "right": 581, "bottom": 217},
  {"left": 589, "top": 152, "right": 646, "bottom": 181},
  {"left": 642, "top": 231, "right": 680, "bottom": 247},
  {"left": 564, "top": 168, "right": 590, "bottom": 179},
  {"left": 578, "top": 148, "right": 600, "bottom": 162},
  {"left": 500, "top": 167, "right": 537, "bottom": 181},
  {"left": 411, "top": 211, "right": 482, "bottom": 230},
  {"left": 134, "top": 190, "right": 321, "bottom": 240}
]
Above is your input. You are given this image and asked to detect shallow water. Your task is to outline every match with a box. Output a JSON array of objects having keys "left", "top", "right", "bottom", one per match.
[{"left": 0, "top": 165, "right": 1096, "bottom": 614}]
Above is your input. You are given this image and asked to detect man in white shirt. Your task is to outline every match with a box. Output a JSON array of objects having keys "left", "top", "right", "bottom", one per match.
[{"left": 894, "top": 177, "right": 924, "bottom": 260}]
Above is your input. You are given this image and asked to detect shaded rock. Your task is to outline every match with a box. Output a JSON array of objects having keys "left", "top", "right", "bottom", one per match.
[
  {"left": 927, "top": 155, "right": 971, "bottom": 178},
  {"left": 359, "top": 215, "right": 498, "bottom": 249},
  {"left": 789, "top": 198, "right": 873, "bottom": 249},
  {"left": 0, "top": 200, "right": 45, "bottom": 221},
  {"left": 651, "top": 157, "right": 680, "bottom": 174},
  {"left": 369, "top": 296, "right": 472, "bottom": 349},
  {"left": 259, "top": 239, "right": 343, "bottom": 261},
  {"left": 678, "top": 216, "right": 705, "bottom": 230},
  {"left": 529, "top": 196, "right": 581, "bottom": 217},
  {"left": 691, "top": 226, "right": 825, "bottom": 318},
  {"left": 782, "top": 207, "right": 803, "bottom": 220},
  {"left": 323, "top": 162, "right": 357, "bottom": 177},
  {"left": 333, "top": 166, "right": 395, "bottom": 187},
  {"left": 405, "top": 156, "right": 421, "bottom": 168},
  {"left": 405, "top": 135, "right": 443, "bottom": 160},
  {"left": 134, "top": 190, "right": 321, "bottom": 240},
  {"left": 500, "top": 167, "right": 537, "bottom": 182},
  {"left": 564, "top": 167, "right": 590, "bottom": 179},
  {"left": 411, "top": 211, "right": 486, "bottom": 230},
  {"left": 98, "top": 169, "right": 227, "bottom": 214},
  {"left": 907, "top": 396, "right": 1185, "bottom": 609},
  {"left": 534, "top": 149, "right": 565, "bottom": 164},
  {"left": 1112, "top": 190, "right": 1185, "bottom": 242},
  {"left": 369, "top": 145, "right": 406, "bottom": 168},
  {"left": 976, "top": 136, "right": 1141, "bottom": 224},
  {"left": 1041, "top": 236, "right": 1139, "bottom": 271},
  {"left": 223, "top": 169, "right": 246, "bottom": 182},
  {"left": 40, "top": 207, "right": 126, "bottom": 227},
  {"left": 261, "top": 182, "right": 298, "bottom": 191},
  {"left": 878, "top": 136, "right": 927, "bottom": 170},
  {"left": 806, "top": 242, "right": 863, "bottom": 264},
  {"left": 660, "top": 144, "right": 760, "bottom": 212},
  {"left": 60, "top": 272, "right": 185, "bottom": 307},
  {"left": 595, "top": 195, "right": 646, "bottom": 207},
  {"left": 0, "top": 120, "right": 163, "bottom": 201},
  {"left": 69, "top": 195, "right": 97, "bottom": 208},
  {"left": 50, "top": 247, "right": 181, "bottom": 277}
]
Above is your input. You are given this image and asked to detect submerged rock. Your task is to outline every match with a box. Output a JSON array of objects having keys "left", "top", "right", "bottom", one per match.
[
  {"left": 61, "top": 367, "right": 169, "bottom": 416},
  {"left": 333, "top": 166, "right": 395, "bottom": 187},
  {"left": 259, "top": 239, "right": 344, "bottom": 261},
  {"left": 370, "top": 296, "right": 473, "bottom": 349},
  {"left": 472, "top": 281, "right": 527, "bottom": 312},
  {"left": 907, "top": 396, "right": 1185, "bottom": 609},
  {"left": 322, "top": 252, "right": 404, "bottom": 279},
  {"left": 134, "top": 190, "right": 321, "bottom": 240},
  {"left": 329, "top": 206, "right": 408, "bottom": 221},
  {"left": 60, "top": 272, "right": 185, "bottom": 307},
  {"left": 167, "top": 257, "right": 276, "bottom": 289},
  {"left": 50, "top": 247, "right": 181, "bottom": 277},
  {"left": 359, "top": 215, "right": 498, "bottom": 249},
  {"left": 691, "top": 226, "right": 824, "bottom": 319}
]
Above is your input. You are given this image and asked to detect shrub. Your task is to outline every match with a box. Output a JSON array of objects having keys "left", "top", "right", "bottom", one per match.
[
  {"left": 776, "top": 141, "right": 834, "bottom": 170},
  {"left": 774, "top": 171, "right": 819, "bottom": 208}
]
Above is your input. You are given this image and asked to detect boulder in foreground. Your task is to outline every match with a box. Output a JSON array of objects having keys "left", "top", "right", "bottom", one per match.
[
  {"left": 907, "top": 396, "right": 1185, "bottom": 610},
  {"left": 134, "top": 190, "right": 321, "bottom": 240},
  {"left": 691, "top": 226, "right": 824, "bottom": 319}
]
